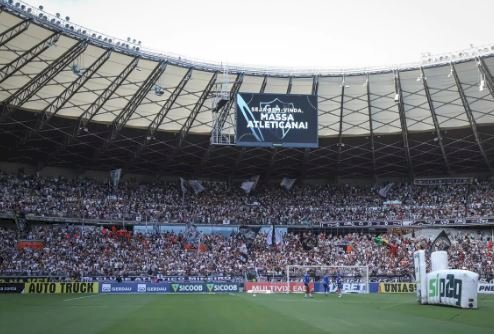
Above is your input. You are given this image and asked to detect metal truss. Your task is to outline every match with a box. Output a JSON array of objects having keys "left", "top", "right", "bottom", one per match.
[
  {"left": 94, "top": 60, "right": 167, "bottom": 158},
  {"left": 336, "top": 82, "right": 345, "bottom": 174},
  {"left": 366, "top": 75, "right": 377, "bottom": 176},
  {"left": 451, "top": 63, "right": 493, "bottom": 173},
  {"left": 19, "top": 49, "right": 112, "bottom": 146},
  {"left": 394, "top": 71, "right": 414, "bottom": 178},
  {"left": 0, "top": 18, "right": 30, "bottom": 47},
  {"left": 1, "top": 39, "right": 88, "bottom": 120},
  {"left": 178, "top": 72, "right": 218, "bottom": 147},
  {"left": 420, "top": 67, "right": 451, "bottom": 174},
  {"left": 41, "top": 56, "right": 141, "bottom": 166},
  {"left": 109, "top": 61, "right": 167, "bottom": 140},
  {"left": 77, "top": 57, "right": 139, "bottom": 131},
  {"left": 128, "top": 67, "right": 193, "bottom": 163},
  {"left": 2, "top": 11, "right": 494, "bottom": 179},
  {"left": 0, "top": 32, "right": 60, "bottom": 84}
]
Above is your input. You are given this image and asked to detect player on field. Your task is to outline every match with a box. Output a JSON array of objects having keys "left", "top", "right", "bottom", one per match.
[
  {"left": 322, "top": 273, "right": 330, "bottom": 295},
  {"left": 303, "top": 271, "right": 312, "bottom": 298},
  {"left": 335, "top": 273, "right": 343, "bottom": 298}
]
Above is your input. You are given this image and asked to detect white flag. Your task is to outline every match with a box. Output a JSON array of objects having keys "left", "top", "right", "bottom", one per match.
[
  {"left": 241, "top": 181, "right": 256, "bottom": 194},
  {"left": 266, "top": 228, "right": 273, "bottom": 246},
  {"left": 110, "top": 168, "right": 122, "bottom": 188},
  {"left": 275, "top": 229, "right": 283, "bottom": 245},
  {"left": 280, "top": 177, "right": 296, "bottom": 191},
  {"left": 241, "top": 175, "right": 260, "bottom": 194},
  {"left": 378, "top": 182, "right": 394, "bottom": 198},
  {"left": 188, "top": 180, "right": 205, "bottom": 194},
  {"left": 180, "top": 177, "right": 188, "bottom": 194}
]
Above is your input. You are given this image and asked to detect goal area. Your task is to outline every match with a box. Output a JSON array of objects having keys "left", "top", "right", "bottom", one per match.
[{"left": 286, "top": 265, "right": 369, "bottom": 294}]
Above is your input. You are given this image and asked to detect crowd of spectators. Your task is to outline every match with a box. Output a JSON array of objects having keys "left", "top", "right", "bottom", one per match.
[
  {"left": 0, "top": 224, "right": 492, "bottom": 282},
  {"left": 1, "top": 171, "right": 494, "bottom": 225}
]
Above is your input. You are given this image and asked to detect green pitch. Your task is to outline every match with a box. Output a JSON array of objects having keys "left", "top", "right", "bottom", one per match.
[{"left": 1, "top": 294, "right": 493, "bottom": 334}]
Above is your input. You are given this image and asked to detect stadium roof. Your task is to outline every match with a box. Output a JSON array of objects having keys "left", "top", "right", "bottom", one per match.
[{"left": 1, "top": 2, "right": 494, "bottom": 179}]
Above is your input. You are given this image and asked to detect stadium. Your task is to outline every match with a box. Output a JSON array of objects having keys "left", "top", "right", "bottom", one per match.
[{"left": 0, "top": 0, "right": 494, "bottom": 333}]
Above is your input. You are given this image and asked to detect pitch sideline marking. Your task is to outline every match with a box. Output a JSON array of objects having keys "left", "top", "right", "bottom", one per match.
[{"left": 63, "top": 294, "right": 98, "bottom": 302}]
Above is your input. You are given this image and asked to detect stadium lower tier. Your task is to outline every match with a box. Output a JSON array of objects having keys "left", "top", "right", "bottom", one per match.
[{"left": 1, "top": 225, "right": 492, "bottom": 280}]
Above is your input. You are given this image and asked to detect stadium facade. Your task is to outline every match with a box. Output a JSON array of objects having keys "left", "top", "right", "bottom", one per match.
[{"left": 1, "top": 1, "right": 494, "bottom": 180}]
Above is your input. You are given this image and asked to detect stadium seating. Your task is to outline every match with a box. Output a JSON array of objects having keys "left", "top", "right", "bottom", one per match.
[{"left": 1, "top": 172, "right": 494, "bottom": 225}]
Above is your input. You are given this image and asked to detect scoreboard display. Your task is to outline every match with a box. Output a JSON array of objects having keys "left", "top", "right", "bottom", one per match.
[{"left": 235, "top": 93, "right": 318, "bottom": 148}]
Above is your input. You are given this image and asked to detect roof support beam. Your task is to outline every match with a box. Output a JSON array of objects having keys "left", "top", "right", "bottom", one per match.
[
  {"left": 420, "top": 67, "right": 451, "bottom": 175},
  {"left": 93, "top": 61, "right": 167, "bottom": 158},
  {"left": 0, "top": 39, "right": 88, "bottom": 120},
  {"left": 129, "top": 68, "right": 192, "bottom": 162},
  {"left": 17, "top": 49, "right": 112, "bottom": 148},
  {"left": 35, "top": 49, "right": 112, "bottom": 130},
  {"left": 108, "top": 61, "right": 167, "bottom": 141},
  {"left": 260, "top": 75, "right": 268, "bottom": 93},
  {"left": 286, "top": 76, "right": 293, "bottom": 94},
  {"left": 45, "top": 57, "right": 140, "bottom": 167},
  {"left": 38, "top": 57, "right": 139, "bottom": 164},
  {"left": 301, "top": 75, "right": 319, "bottom": 179},
  {"left": 312, "top": 75, "right": 319, "bottom": 96},
  {"left": 451, "top": 63, "right": 493, "bottom": 174},
  {"left": 178, "top": 72, "right": 218, "bottom": 147},
  {"left": 366, "top": 75, "right": 377, "bottom": 177},
  {"left": 0, "top": 32, "right": 60, "bottom": 84},
  {"left": 336, "top": 78, "right": 345, "bottom": 175},
  {"left": 0, "top": 19, "right": 30, "bottom": 48},
  {"left": 394, "top": 71, "right": 414, "bottom": 178},
  {"left": 78, "top": 57, "right": 139, "bottom": 131}
]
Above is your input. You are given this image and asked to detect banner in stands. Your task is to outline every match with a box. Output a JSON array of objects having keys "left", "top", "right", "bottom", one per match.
[
  {"left": 236, "top": 93, "right": 318, "bottom": 148},
  {"left": 16, "top": 240, "right": 44, "bottom": 250},
  {"left": 379, "top": 282, "right": 416, "bottom": 293},
  {"left": 0, "top": 283, "right": 24, "bottom": 293},
  {"left": 313, "top": 282, "right": 368, "bottom": 294},
  {"left": 478, "top": 283, "right": 494, "bottom": 294},
  {"left": 244, "top": 282, "right": 313, "bottom": 293},
  {"left": 24, "top": 282, "right": 99, "bottom": 294}
]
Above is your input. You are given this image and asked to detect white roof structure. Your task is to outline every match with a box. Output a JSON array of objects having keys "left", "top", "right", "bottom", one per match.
[{"left": 1, "top": 1, "right": 494, "bottom": 178}]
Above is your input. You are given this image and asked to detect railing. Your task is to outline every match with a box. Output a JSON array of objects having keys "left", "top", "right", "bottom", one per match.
[{"left": 3, "top": 211, "right": 494, "bottom": 228}]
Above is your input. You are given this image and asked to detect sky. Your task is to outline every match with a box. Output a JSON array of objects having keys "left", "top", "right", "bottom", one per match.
[{"left": 31, "top": 0, "right": 494, "bottom": 70}]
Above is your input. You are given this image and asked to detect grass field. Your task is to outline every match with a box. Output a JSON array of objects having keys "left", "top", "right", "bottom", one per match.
[{"left": 1, "top": 293, "right": 493, "bottom": 334}]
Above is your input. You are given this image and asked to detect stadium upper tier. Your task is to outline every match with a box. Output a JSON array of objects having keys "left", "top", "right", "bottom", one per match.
[{"left": 1, "top": 1, "right": 494, "bottom": 178}]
